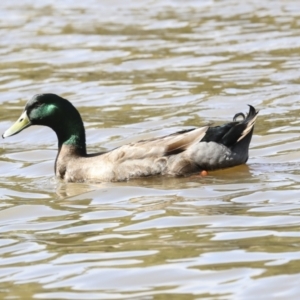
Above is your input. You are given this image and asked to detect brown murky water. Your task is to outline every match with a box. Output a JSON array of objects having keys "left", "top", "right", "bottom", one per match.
[{"left": 1, "top": 0, "right": 300, "bottom": 299}]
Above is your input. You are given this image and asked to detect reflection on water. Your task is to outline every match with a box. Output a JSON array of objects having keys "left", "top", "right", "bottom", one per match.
[{"left": 1, "top": 0, "right": 300, "bottom": 299}]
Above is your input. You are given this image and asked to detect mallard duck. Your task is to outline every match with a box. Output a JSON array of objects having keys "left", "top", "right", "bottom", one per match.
[{"left": 2, "top": 94, "right": 258, "bottom": 182}]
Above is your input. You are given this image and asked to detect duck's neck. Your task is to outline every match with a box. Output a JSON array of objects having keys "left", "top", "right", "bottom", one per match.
[{"left": 53, "top": 114, "right": 87, "bottom": 156}]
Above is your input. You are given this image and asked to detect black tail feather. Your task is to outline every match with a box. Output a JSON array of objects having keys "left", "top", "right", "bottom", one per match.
[{"left": 201, "top": 105, "right": 258, "bottom": 148}]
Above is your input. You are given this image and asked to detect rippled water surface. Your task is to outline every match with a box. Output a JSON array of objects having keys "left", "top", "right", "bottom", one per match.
[{"left": 1, "top": 0, "right": 300, "bottom": 299}]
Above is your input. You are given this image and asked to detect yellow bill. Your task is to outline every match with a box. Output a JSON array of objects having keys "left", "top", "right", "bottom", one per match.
[{"left": 2, "top": 111, "right": 31, "bottom": 138}]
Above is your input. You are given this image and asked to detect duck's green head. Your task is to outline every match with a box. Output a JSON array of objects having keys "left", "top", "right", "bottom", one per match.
[
  {"left": 2, "top": 94, "right": 69, "bottom": 138},
  {"left": 2, "top": 94, "right": 86, "bottom": 151}
]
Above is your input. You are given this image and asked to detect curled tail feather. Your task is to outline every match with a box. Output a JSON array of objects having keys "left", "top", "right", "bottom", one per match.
[{"left": 237, "top": 105, "right": 259, "bottom": 142}]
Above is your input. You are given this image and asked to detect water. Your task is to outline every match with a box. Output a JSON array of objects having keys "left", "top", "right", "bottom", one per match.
[{"left": 1, "top": 0, "right": 300, "bottom": 298}]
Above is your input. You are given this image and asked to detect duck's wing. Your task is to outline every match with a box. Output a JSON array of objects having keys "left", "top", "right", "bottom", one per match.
[{"left": 106, "top": 126, "right": 209, "bottom": 161}]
